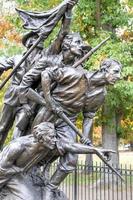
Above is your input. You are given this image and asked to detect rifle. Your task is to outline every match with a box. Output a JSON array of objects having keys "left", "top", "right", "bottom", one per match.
[{"left": 56, "top": 110, "right": 124, "bottom": 182}]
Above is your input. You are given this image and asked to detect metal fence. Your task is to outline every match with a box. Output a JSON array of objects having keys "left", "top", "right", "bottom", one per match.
[{"left": 51, "top": 162, "right": 133, "bottom": 200}]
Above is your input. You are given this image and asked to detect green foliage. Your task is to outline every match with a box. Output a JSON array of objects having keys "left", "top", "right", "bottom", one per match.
[
  {"left": 15, "top": 0, "right": 62, "bottom": 10},
  {"left": 106, "top": 81, "right": 133, "bottom": 112},
  {"left": 16, "top": 0, "right": 28, "bottom": 4},
  {"left": 101, "top": 1, "right": 128, "bottom": 27},
  {"left": 128, "top": 0, "right": 132, "bottom": 5},
  {"left": 73, "top": 0, "right": 129, "bottom": 36},
  {"left": 0, "top": 89, "right": 5, "bottom": 109},
  {"left": 5, "top": 15, "right": 23, "bottom": 33},
  {"left": 0, "top": 43, "right": 23, "bottom": 57}
]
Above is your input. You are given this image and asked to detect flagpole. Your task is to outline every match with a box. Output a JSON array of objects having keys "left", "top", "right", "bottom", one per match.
[{"left": 0, "top": 34, "right": 45, "bottom": 90}]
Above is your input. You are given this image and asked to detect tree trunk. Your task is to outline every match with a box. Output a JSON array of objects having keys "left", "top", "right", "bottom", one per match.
[
  {"left": 130, "top": 142, "right": 133, "bottom": 151},
  {"left": 95, "top": 0, "right": 101, "bottom": 30},
  {"left": 102, "top": 104, "right": 119, "bottom": 167}
]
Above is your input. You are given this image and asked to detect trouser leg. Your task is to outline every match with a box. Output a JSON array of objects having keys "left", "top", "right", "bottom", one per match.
[
  {"left": 44, "top": 126, "right": 78, "bottom": 199},
  {"left": 32, "top": 107, "right": 56, "bottom": 130},
  {"left": 12, "top": 127, "right": 22, "bottom": 139},
  {"left": 13, "top": 102, "right": 38, "bottom": 139},
  {"left": 55, "top": 123, "right": 78, "bottom": 172},
  {"left": 43, "top": 168, "right": 69, "bottom": 200},
  {"left": 12, "top": 109, "right": 28, "bottom": 139},
  {"left": 0, "top": 104, "right": 15, "bottom": 149},
  {"left": 44, "top": 119, "right": 78, "bottom": 199}
]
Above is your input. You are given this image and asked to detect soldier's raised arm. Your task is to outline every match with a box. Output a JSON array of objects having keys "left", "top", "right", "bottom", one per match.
[{"left": 47, "top": 0, "right": 78, "bottom": 55}]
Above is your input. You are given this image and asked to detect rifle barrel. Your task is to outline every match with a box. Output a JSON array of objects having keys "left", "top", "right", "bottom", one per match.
[
  {"left": 23, "top": 150, "right": 47, "bottom": 173},
  {"left": 95, "top": 150, "right": 124, "bottom": 182}
]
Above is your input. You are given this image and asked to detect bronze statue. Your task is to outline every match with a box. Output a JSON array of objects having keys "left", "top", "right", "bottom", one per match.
[
  {"left": 0, "top": 0, "right": 123, "bottom": 199},
  {"left": 18, "top": 53, "right": 122, "bottom": 196}
]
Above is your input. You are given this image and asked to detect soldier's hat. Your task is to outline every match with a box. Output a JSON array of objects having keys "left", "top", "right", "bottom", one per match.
[{"left": 22, "top": 31, "right": 38, "bottom": 47}]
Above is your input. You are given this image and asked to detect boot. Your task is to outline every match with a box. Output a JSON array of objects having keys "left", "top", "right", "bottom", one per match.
[{"left": 43, "top": 169, "right": 69, "bottom": 199}]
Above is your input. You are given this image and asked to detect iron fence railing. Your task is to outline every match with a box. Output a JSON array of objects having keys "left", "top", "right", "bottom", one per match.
[{"left": 51, "top": 162, "right": 133, "bottom": 200}]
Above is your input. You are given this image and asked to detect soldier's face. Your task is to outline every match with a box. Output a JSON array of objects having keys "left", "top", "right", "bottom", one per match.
[
  {"left": 42, "top": 130, "right": 57, "bottom": 150},
  {"left": 105, "top": 64, "right": 121, "bottom": 84},
  {"left": 62, "top": 35, "right": 85, "bottom": 62},
  {"left": 69, "top": 36, "right": 84, "bottom": 56}
]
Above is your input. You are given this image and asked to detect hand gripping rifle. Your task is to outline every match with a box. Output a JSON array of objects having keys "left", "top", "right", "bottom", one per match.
[{"left": 56, "top": 109, "right": 124, "bottom": 182}]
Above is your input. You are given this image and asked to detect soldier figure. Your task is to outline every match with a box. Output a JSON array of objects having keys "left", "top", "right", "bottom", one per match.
[
  {"left": 0, "top": 32, "right": 44, "bottom": 148},
  {"left": 0, "top": 1, "right": 123, "bottom": 199},
  {"left": 39, "top": 58, "right": 122, "bottom": 199},
  {"left": 0, "top": 122, "right": 111, "bottom": 200}
]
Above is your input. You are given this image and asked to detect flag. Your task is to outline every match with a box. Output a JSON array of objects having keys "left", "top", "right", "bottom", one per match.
[{"left": 16, "top": 1, "right": 68, "bottom": 34}]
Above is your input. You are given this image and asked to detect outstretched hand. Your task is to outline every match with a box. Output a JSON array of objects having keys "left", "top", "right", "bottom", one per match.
[
  {"left": 99, "top": 149, "right": 116, "bottom": 161},
  {"left": 80, "top": 136, "right": 115, "bottom": 162}
]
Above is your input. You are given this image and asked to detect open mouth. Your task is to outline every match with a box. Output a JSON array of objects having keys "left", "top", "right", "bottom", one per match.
[
  {"left": 109, "top": 79, "right": 118, "bottom": 84},
  {"left": 71, "top": 47, "right": 83, "bottom": 56}
]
